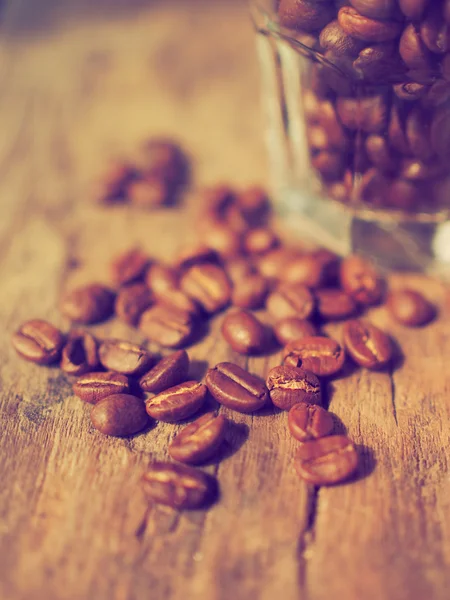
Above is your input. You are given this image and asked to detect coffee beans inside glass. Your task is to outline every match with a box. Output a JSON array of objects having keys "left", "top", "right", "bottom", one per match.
[{"left": 250, "top": 0, "right": 450, "bottom": 274}]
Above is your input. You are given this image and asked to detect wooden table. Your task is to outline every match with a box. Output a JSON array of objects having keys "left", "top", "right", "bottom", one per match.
[{"left": 1, "top": 1, "right": 450, "bottom": 599}]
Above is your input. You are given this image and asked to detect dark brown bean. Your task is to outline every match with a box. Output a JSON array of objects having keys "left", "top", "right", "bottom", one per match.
[
  {"left": 343, "top": 319, "right": 393, "bottom": 369},
  {"left": 205, "top": 362, "right": 268, "bottom": 413},
  {"left": 353, "top": 43, "right": 406, "bottom": 82},
  {"left": 421, "top": 4, "right": 450, "bottom": 54},
  {"left": 128, "top": 177, "right": 173, "bottom": 209},
  {"left": 266, "top": 283, "right": 315, "bottom": 320},
  {"left": 180, "top": 264, "right": 231, "bottom": 314},
  {"left": 145, "top": 381, "right": 207, "bottom": 422},
  {"left": 91, "top": 394, "right": 150, "bottom": 437},
  {"left": 266, "top": 365, "right": 321, "bottom": 410},
  {"left": 319, "top": 19, "right": 365, "bottom": 57},
  {"left": 73, "top": 372, "right": 129, "bottom": 404},
  {"left": 336, "top": 95, "right": 388, "bottom": 133},
  {"left": 406, "top": 106, "right": 433, "bottom": 161},
  {"left": 60, "top": 284, "right": 115, "bottom": 325},
  {"left": 399, "top": 0, "right": 429, "bottom": 20},
  {"left": 288, "top": 403, "right": 334, "bottom": 441},
  {"left": 236, "top": 186, "right": 270, "bottom": 226},
  {"left": 93, "top": 160, "right": 135, "bottom": 204},
  {"left": 12, "top": 319, "right": 64, "bottom": 365},
  {"left": 146, "top": 263, "right": 179, "bottom": 295},
  {"left": 294, "top": 435, "right": 359, "bottom": 485},
  {"left": 273, "top": 317, "right": 317, "bottom": 345},
  {"left": 152, "top": 287, "right": 201, "bottom": 317},
  {"left": 393, "top": 82, "right": 429, "bottom": 102},
  {"left": 231, "top": 274, "right": 269, "bottom": 310},
  {"left": 400, "top": 159, "right": 445, "bottom": 181},
  {"left": 142, "top": 462, "right": 216, "bottom": 509},
  {"left": 349, "top": 0, "right": 399, "bottom": 20},
  {"left": 111, "top": 248, "right": 150, "bottom": 287},
  {"left": 60, "top": 330, "right": 98, "bottom": 376},
  {"left": 278, "top": 0, "right": 335, "bottom": 32},
  {"left": 221, "top": 310, "right": 269, "bottom": 355},
  {"left": 387, "top": 289, "right": 435, "bottom": 326},
  {"left": 284, "top": 336, "right": 346, "bottom": 377},
  {"left": 168, "top": 413, "right": 227, "bottom": 464},
  {"left": 399, "top": 23, "right": 436, "bottom": 72},
  {"left": 386, "top": 179, "right": 421, "bottom": 211},
  {"left": 257, "top": 247, "right": 302, "bottom": 280},
  {"left": 365, "top": 135, "right": 400, "bottom": 173},
  {"left": 338, "top": 6, "right": 402, "bottom": 42},
  {"left": 140, "top": 350, "right": 189, "bottom": 394},
  {"left": 175, "top": 244, "right": 219, "bottom": 271},
  {"left": 280, "top": 254, "right": 328, "bottom": 288},
  {"left": 312, "top": 151, "right": 346, "bottom": 181},
  {"left": 139, "top": 138, "right": 188, "bottom": 185},
  {"left": 244, "top": 228, "right": 279, "bottom": 255},
  {"left": 139, "top": 304, "right": 195, "bottom": 348},
  {"left": 115, "top": 283, "right": 152, "bottom": 326},
  {"left": 200, "top": 222, "right": 242, "bottom": 259},
  {"left": 340, "top": 254, "right": 385, "bottom": 306},
  {"left": 316, "top": 289, "right": 357, "bottom": 321},
  {"left": 389, "top": 104, "right": 412, "bottom": 155},
  {"left": 98, "top": 340, "right": 154, "bottom": 375}
]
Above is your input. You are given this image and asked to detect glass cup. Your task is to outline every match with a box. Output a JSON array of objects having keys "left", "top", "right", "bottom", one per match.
[{"left": 250, "top": 0, "right": 450, "bottom": 274}]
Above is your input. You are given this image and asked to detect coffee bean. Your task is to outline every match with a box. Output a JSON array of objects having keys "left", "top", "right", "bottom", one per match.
[
  {"left": 284, "top": 336, "right": 346, "bottom": 377},
  {"left": 140, "top": 304, "right": 195, "bottom": 348},
  {"left": 142, "top": 462, "right": 216, "bottom": 509},
  {"left": 389, "top": 103, "right": 412, "bottom": 155},
  {"left": 225, "top": 258, "right": 257, "bottom": 284},
  {"left": 91, "top": 393, "right": 150, "bottom": 437},
  {"left": 181, "top": 264, "right": 231, "bottom": 314},
  {"left": 221, "top": 309, "right": 269, "bottom": 355},
  {"left": 236, "top": 186, "right": 270, "bottom": 227},
  {"left": 231, "top": 274, "right": 269, "bottom": 310},
  {"left": 176, "top": 245, "right": 219, "bottom": 271},
  {"left": 353, "top": 42, "right": 406, "bottom": 82},
  {"left": 343, "top": 318, "right": 393, "bottom": 369},
  {"left": 266, "top": 283, "right": 315, "bottom": 320},
  {"left": 421, "top": 4, "right": 449, "bottom": 54},
  {"left": 128, "top": 177, "right": 173, "bottom": 208},
  {"left": 294, "top": 435, "right": 359, "bottom": 485},
  {"left": 111, "top": 248, "right": 150, "bottom": 287},
  {"left": 257, "top": 247, "right": 301, "bottom": 280},
  {"left": 140, "top": 349, "right": 190, "bottom": 394},
  {"left": 60, "top": 284, "right": 115, "bottom": 325},
  {"left": 146, "top": 263, "right": 179, "bottom": 295},
  {"left": 349, "top": 0, "right": 399, "bottom": 20},
  {"left": 316, "top": 289, "right": 357, "bottom": 321},
  {"left": 152, "top": 287, "right": 201, "bottom": 317},
  {"left": 115, "top": 283, "right": 152, "bottom": 326},
  {"left": 399, "top": 23, "right": 435, "bottom": 72},
  {"left": 200, "top": 221, "right": 243, "bottom": 259},
  {"left": 73, "top": 371, "right": 129, "bottom": 404},
  {"left": 312, "top": 151, "right": 346, "bottom": 181},
  {"left": 99, "top": 340, "right": 154, "bottom": 375},
  {"left": 365, "top": 135, "right": 400, "bottom": 173},
  {"left": 406, "top": 106, "right": 433, "bottom": 161},
  {"left": 387, "top": 289, "right": 435, "bottom": 326},
  {"left": 336, "top": 95, "right": 388, "bottom": 133},
  {"left": 266, "top": 365, "right": 321, "bottom": 410},
  {"left": 93, "top": 160, "right": 135, "bottom": 204},
  {"left": 288, "top": 403, "right": 334, "bottom": 441},
  {"left": 338, "top": 6, "right": 403, "bottom": 42},
  {"left": 205, "top": 362, "right": 268, "bottom": 413},
  {"left": 278, "top": 0, "right": 335, "bottom": 32},
  {"left": 340, "top": 254, "right": 385, "bottom": 306},
  {"left": 393, "top": 82, "right": 429, "bottom": 101},
  {"left": 400, "top": 159, "right": 444, "bottom": 181},
  {"left": 387, "top": 179, "right": 421, "bottom": 211},
  {"left": 145, "top": 381, "right": 207, "bottom": 422},
  {"left": 244, "top": 228, "right": 279, "bottom": 255},
  {"left": 60, "top": 330, "right": 98, "bottom": 376},
  {"left": 168, "top": 413, "right": 227, "bottom": 464},
  {"left": 399, "top": 0, "right": 429, "bottom": 20},
  {"left": 274, "top": 317, "right": 317, "bottom": 345},
  {"left": 12, "top": 319, "right": 64, "bottom": 365},
  {"left": 319, "top": 19, "right": 365, "bottom": 57}
]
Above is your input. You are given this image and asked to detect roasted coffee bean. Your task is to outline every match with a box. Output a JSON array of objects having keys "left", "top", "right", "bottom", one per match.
[
  {"left": 60, "top": 284, "right": 115, "bottom": 325},
  {"left": 140, "top": 138, "right": 188, "bottom": 185},
  {"left": 203, "top": 184, "right": 235, "bottom": 215},
  {"left": 386, "top": 179, "right": 421, "bottom": 211},
  {"left": 338, "top": 7, "right": 403, "bottom": 42},
  {"left": 60, "top": 330, "right": 98, "bottom": 375},
  {"left": 111, "top": 248, "right": 150, "bottom": 287},
  {"left": 278, "top": 0, "right": 335, "bottom": 32},
  {"left": 294, "top": 435, "right": 359, "bottom": 485},
  {"left": 115, "top": 283, "right": 152, "bottom": 326},
  {"left": 343, "top": 319, "right": 392, "bottom": 369},
  {"left": 180, "top": 264, "right": 231, "bottom": 314},
  {"left": 356, "top": 168, "right": 391, "bottom": 206},
  {"left": 316, "top": 289, "right": 357, "bottom": 321},
  {"left": 266, "top": 283, "right": 315, "bottom": 320},
  {"left": 99, "top": 340, "right": 154, "bottom": 375},
  {"left": 354, "top": 42, "right": 406, "bottom": 81},
  {"left": 205, "top": 362, "right": 268, "bottom": 413},
  {"left": 312, "top": 151, "right": 346, "bottom": 181},
  {"left": 142, "top": 462, "right": 216, "bottom": 509},
  {"left": 231, "top": 274, "right": 269, "bottom": 310},
  {"left": 393, "top": 82, "right": 429, "bottom": 101},
  {"left": 140, "top": 304, "right": 195, "bottom": 348},
  {"left": 128, "top": 177, "right": 173, "bottom": 208},
  {"left": 421, "top": 4, "right": 450, "bottom": 54},
  {"left": 340, "top": 254, "right": 385, "bottom": 306},
  {"left": 91, "top": 393, "right": 150, "bottom": 437},
  {"left": 139, "top": 349, "right": 189, "bottom": 394},
  {"left": 12, "top": 319, "right": 64, "bottom": 365},
  {"left": 319, "top": 19, "right": 365, "bottom": 57},
  {"left": 221, "top": 309, "right": 269, "bottom": 355},
  {"left": 399, "top": 23, "right": 435, "bottom": 72},
  {"left": 266, "top": 365, "right": 321, "bottom": 410},
  {"left": 336, "top": 95, "right": 388, "bottom": 133},
  {"left": 146, "top": 263, "right": 179, "bottom": 294},
  {"left": 225, "top": 258, "right": 256, "bottom": 284},
  {"left": 365, "top": 135, "right": 400, "bottom": 173},
  {"left": 288, "top": 403, "right": 334, "bottom": 442},
  {"left": 176, "top": 244, "right": 219, "bottom": 271},
  {"left": 280, "top": 254, "right": 327, "bottom": 288},
  {"left": 145, "top": 381, "right": 207, "bottom": 422},
  {"left": 399, "top": 0, "right": 429, "bottom": 20},
  {"left": 73, "top": 371, "right": 129, "bottom": 404},
  {"left": 168, "top": 413, "right": 227, "bottom": 464},
  {"left": 200, "top": 221, "right": 242, "bottom": 259},
  {"left": 349, "top": 0, "right": 399, "bottom": 20},
  {"left": 257, "top": 247, "right": 302, "bottom": 280},
  {"left": 94, "top": 160, "right": 135, "bottom": 204},
  {"left": 387, "top": 289, "right": 435, "bottom": 326},
  {"left": 274, "top": 317, "right": 317, "bottom": 345},
  {"left": 284, "top": 336, "right": 346, "bottom": 377},
  {"left": 236, "top": 186, "right": 270, "bottom": 226},
  {"left": 244, "top": 228, "right": 279, "bottom": 255},
  {"left": 152, "top": 287, "right": 200, "bottom": 317}
]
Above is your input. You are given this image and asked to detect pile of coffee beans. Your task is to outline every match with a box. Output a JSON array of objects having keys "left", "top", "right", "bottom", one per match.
[
  {"left": 268, "top": 0, "right": 450, "bottom": 212},
  {"left": 11, "top": 182, "right": 437, "bottom": 509}
]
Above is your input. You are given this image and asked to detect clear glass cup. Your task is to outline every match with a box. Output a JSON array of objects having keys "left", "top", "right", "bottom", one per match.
[{"left": 250, "top": 0, "right": 450, "bottom": 275}]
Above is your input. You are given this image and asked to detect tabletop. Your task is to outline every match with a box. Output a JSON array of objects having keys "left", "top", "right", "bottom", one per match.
[{"left": 1, "top": 1, "right": 450, "bottom": 599}]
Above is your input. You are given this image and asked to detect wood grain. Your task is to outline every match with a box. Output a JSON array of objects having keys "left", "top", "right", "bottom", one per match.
[{"left": 0, "top": 1, "right": 450, "bottom": 599}]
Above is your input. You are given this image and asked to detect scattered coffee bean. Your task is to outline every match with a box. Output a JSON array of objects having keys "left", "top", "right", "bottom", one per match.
[
  {"left": 266, "top": 365, "right": 321, "bottom": 410},
  {"left": 93, "top": 160, "right": 136, "bottom": 204},
  {"left": 115, "top": 283, "right": 153, "bottom": 326},
  {"left": 284, "top": 336, "right": 346, "bottom": 377},
  {"left": 12, "top": 319, "right": 64, "bottom": 365},
  {"left": 146, "top": 263, "right": 179, "bottom": 295},
  {"left": 200, "top": 221, "right": 243, "bottom": 259},
  {"left": 60, "top": 284, "right": 115, "bottom": 325},
  {"left": 280, "top": 254, "right": 328, "bottom": 288},
  {"left": 266, "top": 283, "right": 315, "bottom": 320},
  {"left": 140, "top": 304, "right": 195, "bottom": 348},
  {"left": 294, "top": 435, "right": 359, "bottom": 485},
  {"left": 111, "top": 248, "right": 150, "bottom": 287},
  {"left": 205, "top": 362, "right": 268, "bottom": 413},
  {"left": 316, "top": 289, "right": 358, "bottom": 321},
  {"left": 387, "top": 289, "right": 435, "bottom": 326},
  {"left": 151, "top": 287, "right": 200, "bottom": 317},
  {"left": 128, "top": 176, "right": 173, "bottom": 208},
  {"left": 221, "top": 309, "right": 269, "bottom": 355},
  {"left": 175, "top": 245, "right": 219, "bottom": 271},
  {"left": 140, "top": 349, "right": 190, "bottom": 394},
  {"left": 244, "top": 228, "right": 278, "bottom": 255},
  {"left": 142, "top": 462, "right": 216, "bottom": 509},
  {"left": 140, "top": 138, "right": 188, "bottom": 186},
  {"left": 273, "top": 317, "right": 317, "bottom": 345},
  {"left": 231, "top": 274, "right": 270, "bottom": 310},
  {"left": 340, "top": 254, "right": 385, "bottom": 306},
  {"left": 257, "top": 247, "right": 301, "bottom": 280},
  {"left": 343, "top": 319, "right": 393, "bottom": 369},
  {"left": 180, "top": 264, "right": 231, "bottom": 314},
  {"left": 288, "top": 403, "right": 334, "bottom": 442},
  {"left": 338, "top": 6, "right": 402, "bottom": 42},
  {"left": 74, "top": 368, "right": 129, "bottom": 403},
  {"left": 145, "top": 381, "right": 207, "bottom": 422},
  {"left": 91, "top": 393, "right": 150, "bottom": 436},
  {"left": 98, "top": 339, "right": 154, "bottom": 375},
  {"left": 168, "top": 413, "right": 227, "bottom": 464},
  {"left": 60, "top": 330, "right": 98, "bottom": 376},
  {"left": 278, "top": 0, "right": 335, "bottom": 32}
]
